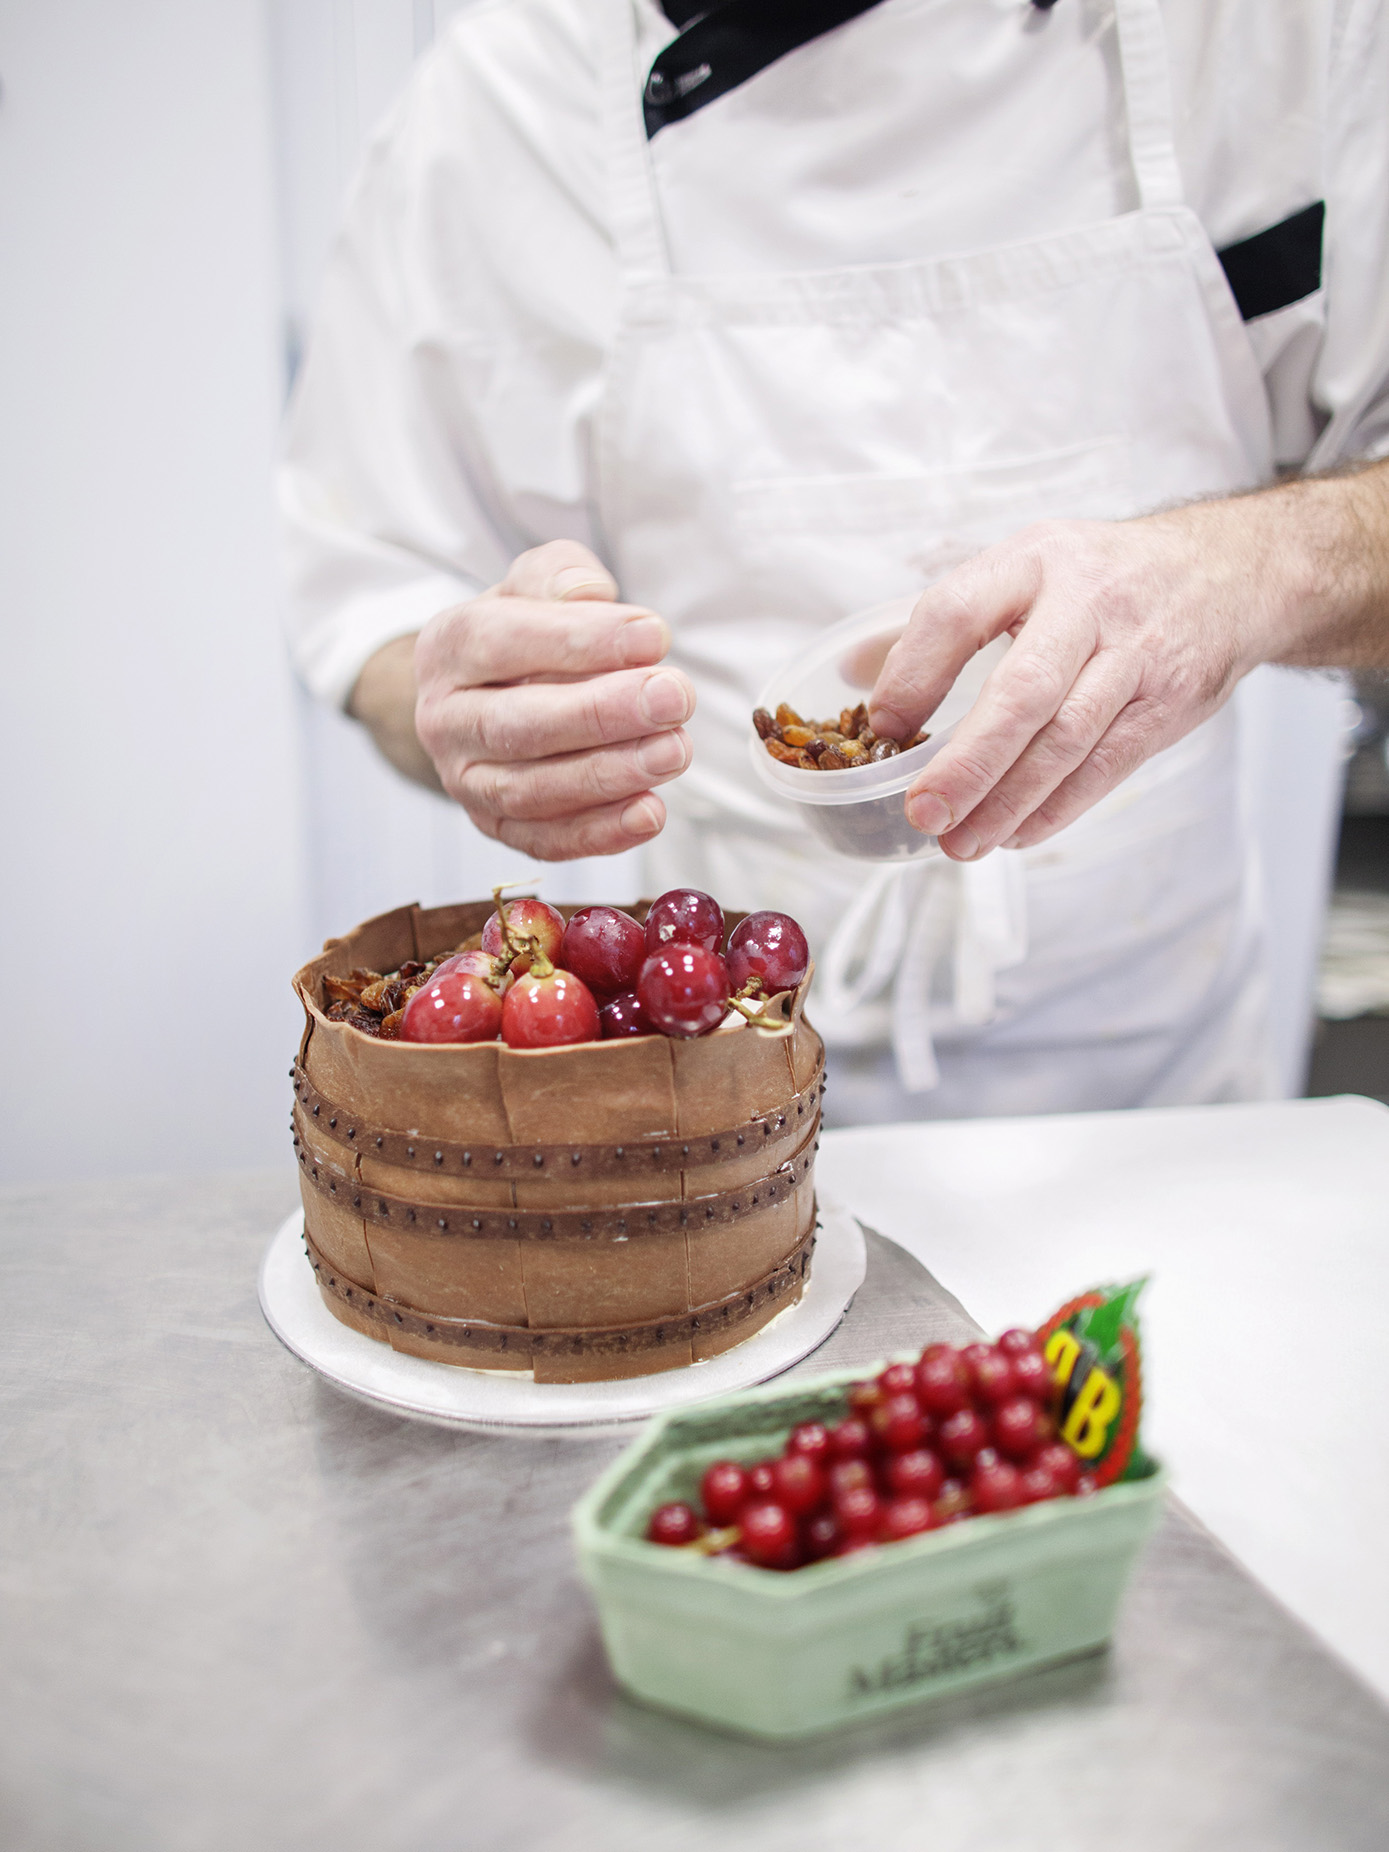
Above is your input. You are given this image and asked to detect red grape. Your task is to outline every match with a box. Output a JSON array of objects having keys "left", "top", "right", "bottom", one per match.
[
  {"left": 885, "top": 1448, "right": 945, "bottom": 1501},
  {"left": 644, "top": 888, "right": 724, "bottom": 955},
  {"left": 915, "top": 1348, "right": 970, "bottom": 1417},
  {"left": 647, "top": 1502, "right": 701, "bottom": 1546},
  {"left": 500, "top": 968, "right": 601, "bottom": 1049},
  {"left": 700, "top": 1460, "right": 750, "bottom": 1526},
  {"left": 879, "top": 1496, "right": 937, "bottom": 1542},
  {"left": 1029, "top": 1441, "right": 1081, "bottom": 1494},
  {"left": 741, "top": 1501, "right": 799, "bottom": 1569},
  {"left": 482, "top": 897, "right": 565, "bottom": 975},
  {"left": 961, "top": 1342, "right": 1016, "bottom": 1406},
  {"left": 937, "top": 1407, "right": 990, "bottom": 1470},
  {"left": 725, "top": 911, "right": 810, "bottom": 996},
  {"left": 787, "top": 1421, "right": 831, "bottom": 1465},
  {"left": 993, "top": 1396, "right": 1046, "bottom": 1461},
  {"left": 560, "top": 906, "right": 645, "bottom": 995},
  {"left": 872, "top": 1393, "right": 927, "bottom": 1454},
  {"left": 431, "top": 949, "right": 513, "bottom": 993},
  {"left": 771, "top": 1454, "right": 826, "bottom": 1517},
  {"left": 637, "top": 946, "right": 730, "bottom": 1038},
  {"left": 598, "top": 990, "right": 654, "bottom": 1039},
  {"left": 399, "top": 969, "right": 503, "bottom": 1044},
  {"left": 972, "top": 1458, "right": 1024, "bottom": 1514}
]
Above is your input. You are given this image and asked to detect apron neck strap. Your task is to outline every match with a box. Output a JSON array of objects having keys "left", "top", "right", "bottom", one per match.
[
  {"left": 600, "top": 0, "right": 672, "bottom": 278},
  {"left": 1113, "top": 0, "right": 1186, "bottom": 212}
]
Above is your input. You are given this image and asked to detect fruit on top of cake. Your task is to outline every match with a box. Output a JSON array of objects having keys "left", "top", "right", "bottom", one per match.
[
  {"left": 399, "top": 965, "right": 505, "bottom": 1044},
  {"left": 637, "top": 944, "right": 732, "bottom": 1038},
  {"left": 560, "top": 905, "right": 646, "bottom": 996},
  {"left": 499, "top": 939, "right": 601, "bottom": 1049},
  {"left": 644, "top": 887, "right": 725, "bottom": 955},
  {"left": 598, "top": 989, "right": 653, "bottom": 1039},
  {"left": 643, "top": 1327, "right": 1100, "bottom": 1572},
  {"left": 725, "top": 911, "right": 810, "bottom": 997},
  {"left": 482, "top": 896, "right": 565, "bottom": 974},
  {"left": 432, "top": 948, "right": 515, "bottom": 993}
]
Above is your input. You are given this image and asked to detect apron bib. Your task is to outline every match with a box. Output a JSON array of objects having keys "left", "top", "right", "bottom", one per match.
[{"left": 593, "top": 0, "right": 1279, "bottom": 1114}]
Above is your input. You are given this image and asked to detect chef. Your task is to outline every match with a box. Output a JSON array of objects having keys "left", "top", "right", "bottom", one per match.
[{"left": 282, "top": 0, "right": 1389, "bottom": 1120}]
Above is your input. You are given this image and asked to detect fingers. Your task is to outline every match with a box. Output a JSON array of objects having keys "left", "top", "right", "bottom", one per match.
[
  {"left": 490, "top": 792, "right": 668, "bottom": 862},
  {"left": 420, "top": 662, "right": 694, "bottom": 768},
  {"left": 419, "top": 594, "right": 671, "bottom": 687},
  {"left": 930, "top": 650, "right": 1139, "bottom": 859},
  {"left": 451, "top": 727, "right": 691, "bottom": 825},
  {"left": 867, "top": 550, "right": 1041, "bottom": 742},
  {"left": 901, "top": 610, "right": 1096, "bottom": 843},
  {"left": 999, "top": 700, "right": 1175, "bottom": 850},
  {"left": 500, "top": 538, "right": 619, "bottom": 604}
]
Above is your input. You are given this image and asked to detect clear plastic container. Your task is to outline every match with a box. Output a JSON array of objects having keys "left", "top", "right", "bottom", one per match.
[
  {"left": 572, "top": 1364, "right": 1164, "bottom": 1740},
  {"left": 748, "top": 598, "right": 1010, "bottom": 863}
]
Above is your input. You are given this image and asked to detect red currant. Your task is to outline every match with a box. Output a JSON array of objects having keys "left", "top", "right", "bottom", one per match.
[
  {"left": 482, "top": 897, "right": 565, "bottom": 975},
  {"left": 828, "top": 1416, "right": 872, "bottom": 1460},
  {"left": 1009, "top": 1348, "right": 1052, "bottom": 1401},
  {"left": 879, "top": 1496, "right": 938, "bottom": 1542},
  {"left": 636, "top": 946, "right": 730, "bottom": 1038},
  {"left": 802, "top": 1510, "right": 842, "bottom": 1561},
  {"left": 993, "top": 1396, "right": 1046, "bottom": 1461},
  {"left": 644, "top": 888, "right": 725, "bottom": 955},
  {"left": 972, "top": 1458, "right": 1024, "bottom": 1514},
  {"left": 915, "top": 1348, "right": 971, "bottom": 1416},
  {"left": 877, "top": 1362, "right": 919, "bottom": 1398},
  {"left": 700, "top": 1460, "right": 750, "bottom": 1526},
  {"left": 560, "top": 906, "right": 645, "bottom": 996},
  {"left": 748, "top": 1461, "right": 777, "bottom": 1499},
  {"left": 771, "top": 1453, "right": 826, "bottom": 1517},
  {"left": 740, "top": 1500, "right": 798, "bottom": 1569},
  {"left": 961, "top": 1343, "right": 1016, "bottom": 1406},
  {"left": 1075, "top": 1473, "right": 1099, "bottom": 1498},
  {"left": 872, "top": 1393, "right": 927, "bottom": 1454},
  {"left": 647, "top": 1502, "right": 702, "bottom": 1546},
  {"left": 885, "top": 1448, "right": 945, "bottom": 1501},
  {"left": 399, "top": 969, "right": 503, "bottom": 1044},
  {"left": 500, "top": 967, "right": 601, "bottom": 1049},
  {"left": 787, "top": 1421, "right": 832, "bottom": 1465},
  {"left": 828, "top": 1458, "right": 874, "bottom": 1500},
  {"left": 846, "top": 1381, "right": 884, "bottom": 1417},
  {"left": 934, "top": 1477, "right": 972, "bottom": 1521},
  {"left": 725, "top": 911, "right": 810, "bottom": 997},
  {"left": 598, "top": 990, "right": 654, "bottom": 1039},
  {"left": 1019, "top": 1463, "right": 1061, "bottom": 1504},
  {"left": 937, "top": 1407, "right": 991, "bottom": 1470},
  {"left": 833, "top": 1485, "right": 882, "bottom": 1540},
  {"left": 1029, "top": 1441, "right": 1081, "bottom": 1494}
]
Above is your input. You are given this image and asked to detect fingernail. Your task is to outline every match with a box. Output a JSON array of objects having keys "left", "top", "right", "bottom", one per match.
[
  {"left": 618, "top": 613, "right": 670, "bottom": 664},
  {"left": 620, "top": 795, "right": 662, "bottom": 837},
  {"left": 1002, "top": 834, "right": 1023, "bottom": 850},
  {"left": 639, "top": 670, "right": 693, "bottom": 726},
  {"left": 637, "top": 730, "right": 687, "bottom": 777},
  {"left": 948, "top": 825, "right": 981, "bottom": 860},
  {"left": 906, "top": 792, "right": 953, "bottom": 836},
  {"left": 867, "top": 708, "right": 899, "bottom": 738},
  {"left": 552, "top": 567, "right": 614, "bottom": 601}
]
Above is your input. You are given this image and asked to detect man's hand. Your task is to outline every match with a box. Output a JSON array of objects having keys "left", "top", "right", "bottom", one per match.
[
  {"left": 868, "top": 463, "right": 1389, "bottom": 860},
  {"left": 405, "top": 540, "right": 694, "bottom": 859}
]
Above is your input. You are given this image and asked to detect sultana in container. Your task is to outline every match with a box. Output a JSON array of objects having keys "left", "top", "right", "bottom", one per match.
[
  {"left": 574, "top": 1365, "right": 1163, "bottom": 1739},
  {"left": 748, "top": 598, "right": 1010, "bottom": 863}
]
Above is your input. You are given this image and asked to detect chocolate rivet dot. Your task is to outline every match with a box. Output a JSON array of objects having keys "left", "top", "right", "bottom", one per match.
[
  {"left": 471, "top": 1218, "right": 482, "bottom": 1231},
  {"left": 376, "top": 1136, "right": 383, "bottom": 1148},
  {"left": 737, "top": 1134, "right": 745, "bottom": 1145},
  {"left": 434, "top": 1151, "right": 444, "bottom": 1164},
  {"left": 463, "top": 1152, "right": 472, "bottom": 1166},
  {"left": 542, "top": 1218, "right": 552, "bottom": 1232},
  {"left": 348, "top": 1127, "right": 357, "bottom": 1139},
  {"left": 328, "top": 1116, "right": 337, "bottom": 1129},
  {"left": 571, "top": 1152, "right": 582, "bottom": 1166},
  {"left": 438, "top": 1218, "right": 447, "bottom": 1230},
  {"left": 533, "top": 1153, "right": 544, "bottom": 1167},
  {"left": 681, "top": 1144, "right": 689, "bottom": 1158},
  {"left": 352, "top": 1194, "right": 361, "bottom": 1208},
  {"left": 507, "top": 1217, "right": 517, "bottom": 1231},
  {"left": 711, "top": 1138, "right": 720, "bottom": 1151},
  {"left": 407, "top": 1145, "right": 415, "bottom": 1158},
  {"left": 494, "top": 1151, "right": 504, "bottom": 1165},
  {"left": 312, "top": 1104, "right": 320, "bottom": 1116},
  {"left": 615, "top": 1146, "right": 625, "bottom": 1159},
  {"left": 407, "top": 1209, "right": 416, "bottom": 1223}
]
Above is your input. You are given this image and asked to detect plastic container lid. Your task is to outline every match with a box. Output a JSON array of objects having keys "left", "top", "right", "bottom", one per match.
[{"left": 748, "top": 597, "right": 1010, "bottom": 863}]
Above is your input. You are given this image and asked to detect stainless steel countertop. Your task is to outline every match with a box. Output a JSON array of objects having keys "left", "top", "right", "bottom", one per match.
[{"left": 3, "top": 1170, "right": 1388, "bottom": 1851}]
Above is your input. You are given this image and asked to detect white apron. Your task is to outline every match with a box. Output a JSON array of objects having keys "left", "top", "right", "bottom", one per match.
[{"left": 593, "top": 0, "right": 1279, "bottom": 1117}]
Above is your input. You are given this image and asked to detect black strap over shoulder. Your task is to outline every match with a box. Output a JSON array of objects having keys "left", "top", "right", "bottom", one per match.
[
  {"left": 1216, "top": 202, "right": 1325, "bottom": 321},
  {"left": 647, "top": 0, "right": 891, "bottom": 138}
]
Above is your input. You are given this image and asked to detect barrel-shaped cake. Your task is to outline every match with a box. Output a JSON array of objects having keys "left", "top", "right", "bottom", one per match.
[{"left": 291, "top": 900, "right": 824, "bottom": 1381}]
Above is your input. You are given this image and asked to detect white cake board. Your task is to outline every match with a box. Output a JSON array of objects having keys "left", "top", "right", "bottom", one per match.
[{"left": 258, "top": 1199, "right": 867, "bottom": 1433}]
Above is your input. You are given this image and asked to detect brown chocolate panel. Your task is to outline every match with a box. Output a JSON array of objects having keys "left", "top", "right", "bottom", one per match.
[
  {"left": 354, "top": 1154, "right": 515, "bottom": 1212},
  {"left": 686, "top": 1190, "right": 806, "bottom": 1305},
  {"left": 670, "top": 1018, "right": 798, "bottom": 1135},
  {"left": 364, "top": 1224, "right": 527, "bottom": 1326},
  {"left": 498, "top": 1035, "right": 678, "bottom": 1146},
  {"left": 297, "top": 1174, "right": 375, "bottom": 1291},
  {"left": 520, "top": 1227, "right": 691, "bottom": 1331},
  {"left": 532, "top": 1330, "right": 694, "bottom": 1383}
]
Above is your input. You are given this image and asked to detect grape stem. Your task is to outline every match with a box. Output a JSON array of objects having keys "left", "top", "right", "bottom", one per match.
[
  {"left": 727, "top": 974, "right": 792, "bottom": 1035},
  {"left": 491, "top": 884, "right": 546, "bottom": 988}
]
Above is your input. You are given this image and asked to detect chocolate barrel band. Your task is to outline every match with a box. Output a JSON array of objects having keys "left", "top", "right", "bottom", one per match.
[
  {"left": 304, "top": 1224, "right": 815, "bottom": 1360},
  {"left": 289, "top": 1053, "right": 825, "bottom": 1179},
  {"left": 294, "top": 1125, "right": 818, "bottom": 1241}
]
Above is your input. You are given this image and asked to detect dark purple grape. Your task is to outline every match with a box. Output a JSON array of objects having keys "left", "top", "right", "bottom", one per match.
[
  {"left": 644, "top": 888, "right": 724, "bottom": 955},
  {"left": 725, "top": 910, "right": 809, "bottom": 996},
  {"left": 560, "top": 906, "right": 645, "bottom": 996}
]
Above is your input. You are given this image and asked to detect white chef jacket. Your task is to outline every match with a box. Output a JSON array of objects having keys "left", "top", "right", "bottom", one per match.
[{"left": 281, "top": 0, "right": 1389, "bottom": 711}]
